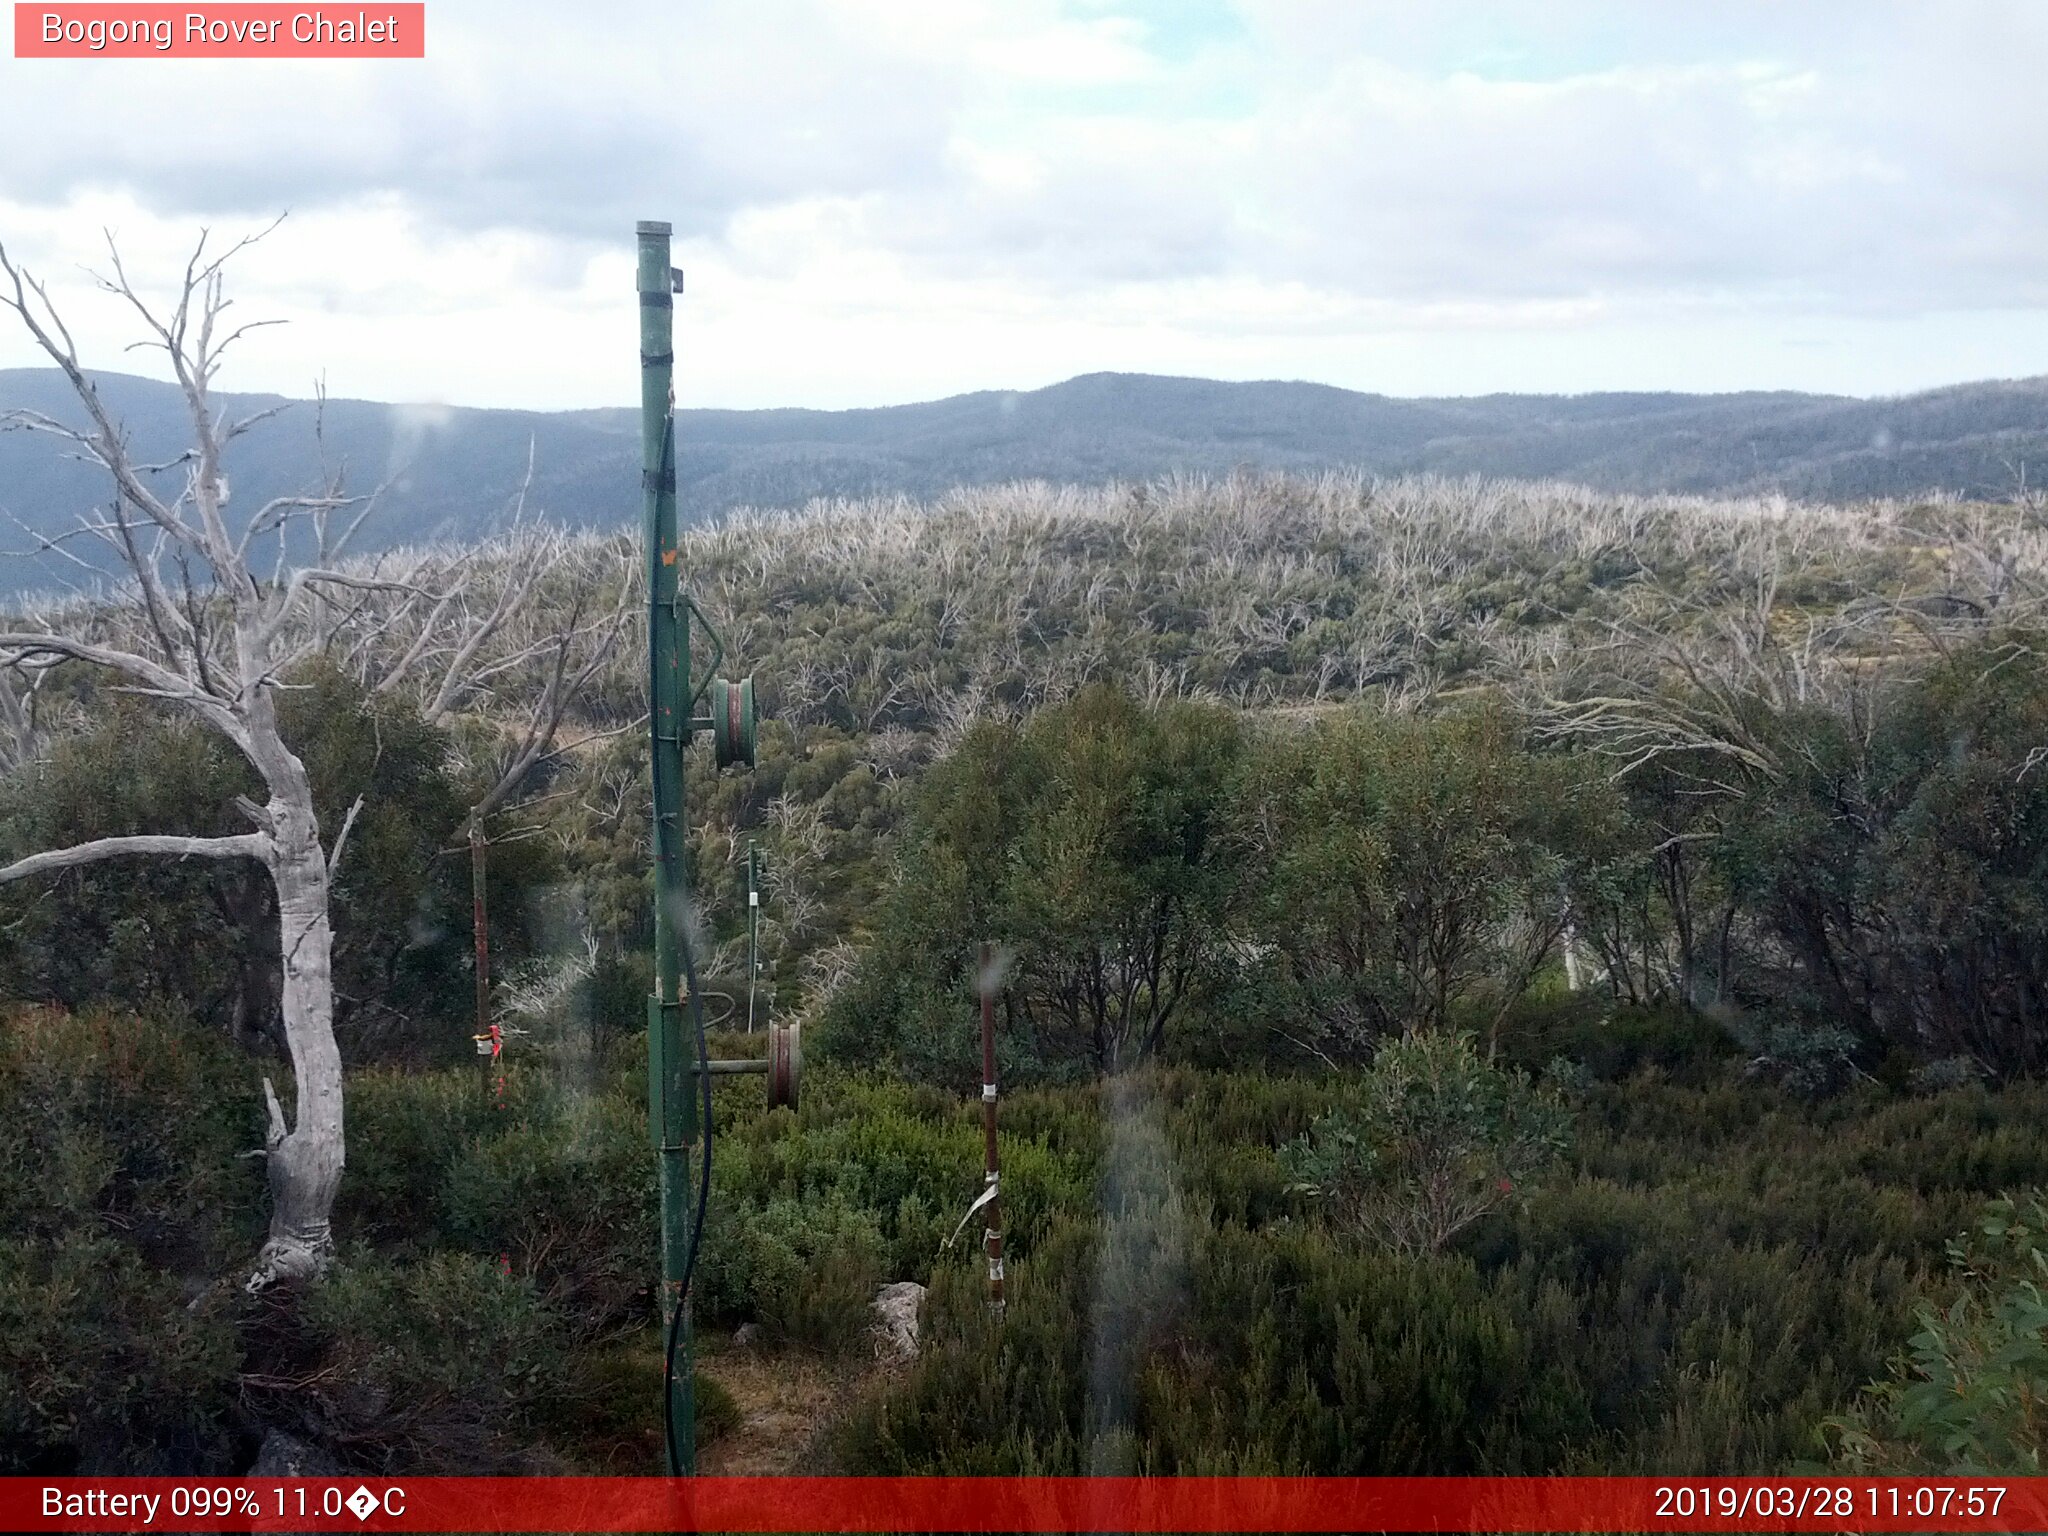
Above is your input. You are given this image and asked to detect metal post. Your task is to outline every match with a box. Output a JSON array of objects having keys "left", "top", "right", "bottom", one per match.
[
  {"left": 469, "top": 814, "right": 490, "bottom": 1087},
  {"left": 979, "top": 943, "right": 1005, "bottom": 1313},
  {"left": 639, "top": 218, "right": 696, "bottom": 1475},
  {"left": 746, "top": 840, "right": 760, "bottom": 1034}
]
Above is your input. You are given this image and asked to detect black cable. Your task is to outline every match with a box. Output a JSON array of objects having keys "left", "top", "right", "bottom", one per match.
[
  {"left": 660, "top": 920, "right": 713, "bottom": 1478},
  {"left": 651, "top": 411, "right": 715, "bottom": 1478}
]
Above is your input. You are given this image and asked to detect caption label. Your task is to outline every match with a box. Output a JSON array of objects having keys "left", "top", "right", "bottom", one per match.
[{"left": 14, "top": 4, "right": 425, "bottom": 57}]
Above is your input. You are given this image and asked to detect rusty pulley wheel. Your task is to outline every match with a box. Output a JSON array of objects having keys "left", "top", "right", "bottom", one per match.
[
  {"left": 766, "top": 1019, "right": 800, "bottom": 1111},
  {"left": 711, "top": 676, "right": 756, "bottom": 770}
]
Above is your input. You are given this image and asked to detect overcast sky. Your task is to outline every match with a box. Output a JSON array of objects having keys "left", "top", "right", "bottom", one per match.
[{"left": 2, "top": 0, "right": 2045, "bottom": 410}]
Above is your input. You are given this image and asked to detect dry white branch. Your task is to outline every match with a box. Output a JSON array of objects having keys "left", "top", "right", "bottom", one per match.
[{"left": 0, "top": 831, "right": 268, "bottom": 884}]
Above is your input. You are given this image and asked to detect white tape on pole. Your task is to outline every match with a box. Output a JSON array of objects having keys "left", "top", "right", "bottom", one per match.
[{"left": 943, "top": 1176, "right": 1000, "bottom": 1249}]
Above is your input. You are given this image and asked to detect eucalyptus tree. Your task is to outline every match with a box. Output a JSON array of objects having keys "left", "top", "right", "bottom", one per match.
[{"left": 0, "top": 228, "right": 621, "bottom": 1288}]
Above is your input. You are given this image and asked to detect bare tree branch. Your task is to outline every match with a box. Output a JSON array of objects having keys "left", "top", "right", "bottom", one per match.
[{"left": 0, "top": 832, "right": 268, "bottom": 884}]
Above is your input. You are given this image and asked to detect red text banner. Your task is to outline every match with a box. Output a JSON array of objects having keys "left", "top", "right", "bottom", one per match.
[{"left": 4, "top": 1476, "right": 2046, "bottom": 1532}]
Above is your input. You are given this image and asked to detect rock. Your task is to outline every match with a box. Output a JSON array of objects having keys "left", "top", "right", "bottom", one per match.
[
  {"left": 250, "top": 1429, "right": 342, "bottom": 1477},
  {"left": 871, "top": 1280, "right": 926, "bottom": 1364},
  {"left": 733, "top": 1321, "right": 763, "bottom": 1348},
  {"left": 240, "top": 1431, "right": 345, "bottom": 1536}
]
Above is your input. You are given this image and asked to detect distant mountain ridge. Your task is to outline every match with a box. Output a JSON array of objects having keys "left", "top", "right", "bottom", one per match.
[{"left": 4, "top": 367, "right": 2047, "bottom": 596}]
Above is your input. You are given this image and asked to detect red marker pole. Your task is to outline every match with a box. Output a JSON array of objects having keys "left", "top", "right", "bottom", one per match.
[{"left": 979, "top": 943, "right": 1005, "bottom": 1313}]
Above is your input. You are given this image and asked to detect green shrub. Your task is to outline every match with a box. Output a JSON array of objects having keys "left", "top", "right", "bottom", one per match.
[
  {"left": 535, "top": 1341, "right": 738, "bottom": 1469},
  {"left": 837, "top": 1213, "right": 1591, "bottom": 1475},
  {"left": 1237, "top": 706, "right": 1616, "bottom": 1057},
  {"left": 0, "top": 712, "right": 253, "bottom": 1026},
  {"left": 1828, "top": 1192, "right": 2048, "bottom": 1474},
  {"left": 837, "top": 1063, "right": 2048, "bottom": 1477},
  {"left": 1282, "top": 1030, "right": 1572, "bottom": 1254},
  {"left": 440, "top": 1093, "right": 656, "bottom": 1335},
  {"left": 823, "top": 685, "right": 1243, "bottom": 1080},
  {"left": 0, "top": 1006, "right": 262, "bottom": 1267},
  {"left": 335, "top": 1066, "right": 502, "bottom": 1249},
  {"left": 696, "top": 1195, "right": 884, "bottom": 1354},
  {"left": 290, "top": 1250, "right": 569, "bottom": 1472},
  {"left": 0, "top": 1007, "right": 258, "bottom": 1472},
  {"left": 711, "top": 1067, "right": 1092, "bottom": 1275},
  {"left": 0, "top": 669, "right": 544, "bottom": 1064},
  {"left": 0, "top": 1231, "right": 238, "bottom": 1473},
  {"left": 1499, "top": 999, "right": 1737, "bottom": 1084},
  {"left": 1720, "top": 643, "right": 2048, "bottom": 1078},
  {"left": 1735, "top": 1019, "right": 1863, "bottom": 1102}
]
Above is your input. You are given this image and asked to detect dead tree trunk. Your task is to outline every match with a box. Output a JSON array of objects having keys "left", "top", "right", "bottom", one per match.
[
  {"left": 259, "top": 796, "right": 346, "bottom": 1283},
  {"left": 0, "top": 227, "right": 633, "bottom": 1289},
  {"left": 0, "top": 226, "right": 374, "bottom": 1288}
]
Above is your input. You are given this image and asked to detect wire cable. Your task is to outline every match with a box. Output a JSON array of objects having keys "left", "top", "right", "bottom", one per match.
[
  {"left": 661, "top": 910, "right": 714, "bottom": 1477},
  {"left": 652, "top": 413, "right": 715, "bottom": 1479}
]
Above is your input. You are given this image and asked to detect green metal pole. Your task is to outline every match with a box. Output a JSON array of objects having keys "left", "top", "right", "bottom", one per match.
[{"left": 639, "top": 218, "right": 696, "bottom": 1475}]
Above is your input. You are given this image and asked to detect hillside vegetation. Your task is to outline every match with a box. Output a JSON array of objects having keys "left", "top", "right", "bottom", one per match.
[
  {"left": 4, "top": 470, "right": 2048, "bottom": 1476},
  {"left": 7, "top": 365, "right": 2048, "bottom": 594}
]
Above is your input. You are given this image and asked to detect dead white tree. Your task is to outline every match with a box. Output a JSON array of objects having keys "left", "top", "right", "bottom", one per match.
[
  {"left": 0, "top": 227, "right": 395, "bottom": 1287},
  {"left": 0, "top": 229, "right": 631, "bottom": 1291},
  {"left": 0, "top": 669, "right": 43, "bottom": 772}
]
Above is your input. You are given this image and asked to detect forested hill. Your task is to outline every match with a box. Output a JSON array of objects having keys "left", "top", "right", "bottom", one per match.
[{"left": 5, "top": 365, "right": 2048, "bottom": 595}]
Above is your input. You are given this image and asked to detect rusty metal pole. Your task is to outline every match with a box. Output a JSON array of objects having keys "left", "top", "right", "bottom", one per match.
[
  {"left": 469, "top": 814, "right": 490, "bottom": 1080},
  {"left": 979, "top": 942, "right": 1005, "bottom": 1313}
]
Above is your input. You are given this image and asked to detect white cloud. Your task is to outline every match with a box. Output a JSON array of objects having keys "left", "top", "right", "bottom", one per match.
[{"left": 2, "top": 1, "right": 2046, "bottom": 407}]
